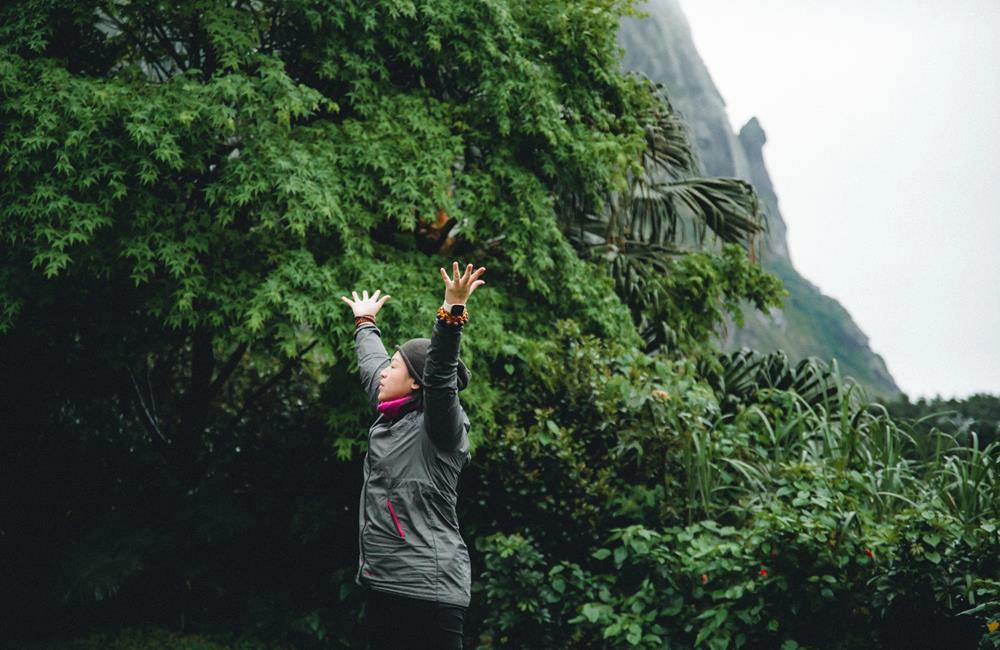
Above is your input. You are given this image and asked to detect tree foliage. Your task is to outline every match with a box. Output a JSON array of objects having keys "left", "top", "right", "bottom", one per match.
[
  {"left": 0, "top": 0, "right": 665, "bottom": 642},
  {"left": 1, "top": 0, "right": 655, "bottom": 484}
]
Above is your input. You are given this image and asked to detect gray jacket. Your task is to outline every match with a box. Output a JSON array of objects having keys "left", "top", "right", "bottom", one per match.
[{"left": 353, "top": 318, "right": 473, "bottom": 607}]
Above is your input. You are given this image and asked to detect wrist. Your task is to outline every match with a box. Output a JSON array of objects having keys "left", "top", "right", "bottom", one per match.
[{"left": 436, "top": 304, "right": 468, "bottom": 326}]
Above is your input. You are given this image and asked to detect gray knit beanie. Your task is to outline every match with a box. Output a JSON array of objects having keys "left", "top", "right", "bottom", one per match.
[{"left": 396, "top": 338, "right": 471, "bottom": 391}]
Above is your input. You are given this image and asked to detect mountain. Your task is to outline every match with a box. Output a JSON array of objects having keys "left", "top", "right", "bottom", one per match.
[{"left": 618, "top": 0, "right": 902, "bottom": 400}]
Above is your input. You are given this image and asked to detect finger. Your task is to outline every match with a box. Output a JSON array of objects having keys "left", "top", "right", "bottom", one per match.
[
  {"left": 362, "top": 290, "right": 369, "bottom": 300},
  {"left": 371, "top": 289, "right": 381, "bottom": 301},
  {"left": 452, "top": 261, "right": 460, "bottom": 282},
  {"left": 462, "top": 263, "right": 473, "bottom": 283},
  {"left": 472, "top": 266, "right": 487, "bottom": 280},
  {"left": 352, "top": 291, "right": 360, "bottom": 301},
  {"left": 378, "top": 295, "right": 391, "bottom": 306},
  {"left": 440, "top": 267, "right": 450, "bottom": 284},
  {"left": 340, "top": 296, "right": 352, "bottom": 304},
  {"left": 471, "top": 280, "right": 485, "bottom": 291}
]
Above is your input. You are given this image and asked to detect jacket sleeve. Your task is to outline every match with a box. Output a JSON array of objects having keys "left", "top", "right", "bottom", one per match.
[
  {"left": 422, "top": 318, "right": 467, "bottom": 451},
  {"left": 354, "top": 322, "right": 391, "bottom": 409}
]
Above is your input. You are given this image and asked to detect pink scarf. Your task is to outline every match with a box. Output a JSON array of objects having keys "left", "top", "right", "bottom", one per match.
[{"left": 377, "top": 394, "right": 420, "bottom": 420}]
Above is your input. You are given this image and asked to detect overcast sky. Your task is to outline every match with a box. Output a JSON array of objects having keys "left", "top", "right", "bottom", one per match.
[{"left": 677, "top": 0, "right": 1000, "bottom": 400}]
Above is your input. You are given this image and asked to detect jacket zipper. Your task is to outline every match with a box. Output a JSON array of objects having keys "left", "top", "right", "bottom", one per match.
[
  {"left": 359, "top": 408, "right": 413, "bottom": 579},
  {"left": 358, "top": 425, "right": 376, "bottom": 578},
  {"left": 387, "top": 499, "right": 405, "bottom": 538}
]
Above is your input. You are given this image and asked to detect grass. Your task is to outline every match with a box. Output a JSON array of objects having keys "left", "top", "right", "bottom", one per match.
[{"left": 22, "top": 626, "right": 296, "bottom": 650}]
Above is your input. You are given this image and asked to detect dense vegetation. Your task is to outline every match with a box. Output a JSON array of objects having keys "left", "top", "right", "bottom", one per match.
[
  {"left": 881, "top": 393, "right": 1000, "bottom": 451},
  {"left": 2, "top": 1, "right": 997, "bottom": 648}
]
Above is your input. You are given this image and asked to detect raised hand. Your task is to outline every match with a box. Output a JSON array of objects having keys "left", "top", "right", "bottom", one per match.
[
  {"left": 439, "top": 261, "right": 486, "bottom": 305},
  {"left": 340, "top": 289, "right": 391, "bottom": 318}
]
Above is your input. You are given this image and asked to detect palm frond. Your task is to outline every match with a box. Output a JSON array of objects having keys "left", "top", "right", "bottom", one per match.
[
  {"left": 626, "top": 176, "right": 764, "bottom": 248},
  {"left": 698, "top": 348, "right": 855, "bottom": 416},
  {"left": 639, "top": 82, "right": 701, "bottom": 178}
]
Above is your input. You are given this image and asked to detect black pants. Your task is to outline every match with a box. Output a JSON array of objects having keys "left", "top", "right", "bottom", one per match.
[{"left": 365, "top": 588, "right": 466, "bottom": 650}]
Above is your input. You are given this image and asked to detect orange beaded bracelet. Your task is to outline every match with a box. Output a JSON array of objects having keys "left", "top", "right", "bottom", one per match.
[{"left": 436, "top": 305, "right": 469, "bottom": 326}]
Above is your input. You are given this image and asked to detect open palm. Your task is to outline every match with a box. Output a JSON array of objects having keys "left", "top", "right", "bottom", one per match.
[
  {"left": 440, "top": 262, "right": 486, "bottom": 304},
  {"left": 340, "top": 289, "right": 390, "bottom": 318}
]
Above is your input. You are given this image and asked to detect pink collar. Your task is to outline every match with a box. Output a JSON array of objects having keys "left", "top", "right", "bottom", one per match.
[{"left": 377, "top": 394, "right": 420, "bottom": 420}]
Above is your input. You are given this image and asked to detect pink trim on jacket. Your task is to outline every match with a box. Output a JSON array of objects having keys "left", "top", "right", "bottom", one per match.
[{"left": 387, "top": 499, "right": 405, "bottom": 538}]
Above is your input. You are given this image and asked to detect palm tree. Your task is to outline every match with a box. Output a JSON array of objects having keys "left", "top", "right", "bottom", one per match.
[{"left": 556, "top": 78, "right": 769, "bottom": 352}]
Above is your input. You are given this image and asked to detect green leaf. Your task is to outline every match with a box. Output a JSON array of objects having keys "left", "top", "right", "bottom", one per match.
[{"left": 626, "top": 623, "right": 642, "bottom": 645}]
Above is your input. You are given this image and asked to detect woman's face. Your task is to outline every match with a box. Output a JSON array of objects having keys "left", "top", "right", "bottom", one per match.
[{"left": 378, "top": 351, "right": 420, "bottom": 402}]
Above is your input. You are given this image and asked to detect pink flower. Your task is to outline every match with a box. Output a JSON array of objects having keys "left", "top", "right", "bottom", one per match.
[
  {"left": 865, "top": 548, "right": 874, "bottom": 558},
  {"left": 759, "top": 567, "right": 768, "bottom": 577}
]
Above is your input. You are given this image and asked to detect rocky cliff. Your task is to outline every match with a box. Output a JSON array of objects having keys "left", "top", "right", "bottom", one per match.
[{"left": 618, "top": 0, "right": 902, "bottom": 399}]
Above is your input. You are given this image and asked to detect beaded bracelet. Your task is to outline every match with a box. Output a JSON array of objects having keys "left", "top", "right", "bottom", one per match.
[
  {"left": 436, "top": 305, "right": 469, "bottom": 326},
  {"left": 354, "top": 315, "right": 376, "bottom": 328}
]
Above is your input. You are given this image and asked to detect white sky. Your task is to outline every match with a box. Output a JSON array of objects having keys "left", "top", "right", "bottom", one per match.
[{"left": 678, "top": 0, "right": 1000, "bottom": 400}]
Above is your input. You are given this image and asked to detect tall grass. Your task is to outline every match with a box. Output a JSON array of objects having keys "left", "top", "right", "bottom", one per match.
[{"left": 674, "top": 362, "right": 999, "bottom": 526}]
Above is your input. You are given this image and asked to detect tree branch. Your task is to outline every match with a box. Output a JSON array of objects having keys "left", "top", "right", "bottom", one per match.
[
  {"left": 98, "top": 4, "right": 173, "bottom": 81},
  {"left": 146, "top": 18, "right": 190, "bottom": 72},
  {"left": 208, "top": 341, "right": 250, "bottom": 398},
  {"left": 127, "top": 365, "right": 167, "bottom": 443},
  {"left": 225, "top": 339, "right": 319, "bottom": 432}
]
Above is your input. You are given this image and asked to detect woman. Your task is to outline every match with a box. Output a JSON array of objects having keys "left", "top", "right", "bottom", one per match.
[{"left": 340, "top": 261, "right": 486, "bottom": 650}]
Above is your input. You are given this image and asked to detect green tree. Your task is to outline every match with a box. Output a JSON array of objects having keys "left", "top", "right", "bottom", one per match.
[{"left": 1, "top": 0, "right": 655, "bottom": 481}]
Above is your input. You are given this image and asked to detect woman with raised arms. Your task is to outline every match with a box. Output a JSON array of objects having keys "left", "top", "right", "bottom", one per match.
[{"left": 341, "top": 261, "right": 486, "bottom": 650}]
